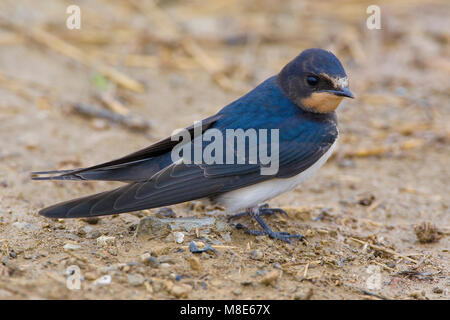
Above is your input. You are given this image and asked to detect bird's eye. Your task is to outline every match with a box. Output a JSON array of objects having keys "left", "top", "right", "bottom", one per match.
[{"left": 306, "top": 75, "right": 319, "bottom": 87}]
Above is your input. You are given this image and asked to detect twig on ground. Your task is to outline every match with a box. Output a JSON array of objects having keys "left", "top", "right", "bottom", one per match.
[
  {"left": 341, "top": 139, "right": 426, "bottom": 158},
  {"left": 0, "top": 71, "right": 35, "bottom": 101},
  {"left": 70, "top": 103, "right": 152, "bottom": 133},
  {"left": 348, "top": 237, "right": 418, "bottom": 264},
  {"left": 96, "top": 92, "right": 130, "bottom": 116},
  {"left": 129, "top": 0, "right": 235, "bottom": 91},
  {"left": 0, "top": 18, "right": 144, "bottom": 93}
]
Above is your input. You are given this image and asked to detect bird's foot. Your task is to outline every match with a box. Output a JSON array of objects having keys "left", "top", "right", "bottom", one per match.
[
  {"left": 245, "top": 228, "right": 305, "bottom": 244},
  {"left": 229, "top": 205, "right": 304, "bottom": 244},
  {"left": 228, "top": 203, "right": 288, "bottom": 221}
]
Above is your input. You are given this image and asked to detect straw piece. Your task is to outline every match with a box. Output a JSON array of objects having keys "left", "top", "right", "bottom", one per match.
[
  {"left": 0, "top": 19, "right": 144, "bottom": 93},
  {"left": 348, "top": 237, "right": 418, "bottom": 264},
  {"left": 129, "top": 0, "right": 234, "bottom": 91},
  {"left": 70, "top": 103, "right": 151, "bottom": 132},
  {"left": 97, "top": 92, "right": 130, "bottom": 116}
]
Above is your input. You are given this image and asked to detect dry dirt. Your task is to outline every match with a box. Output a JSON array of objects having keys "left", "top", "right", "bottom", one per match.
[{"left": 0, "top": 0, "right": 448, "bottom": 299}]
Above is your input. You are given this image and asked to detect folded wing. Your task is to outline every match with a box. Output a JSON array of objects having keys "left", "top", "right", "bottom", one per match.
[{"left": 32, "top": 114, "right": 222, "bottom": 182}]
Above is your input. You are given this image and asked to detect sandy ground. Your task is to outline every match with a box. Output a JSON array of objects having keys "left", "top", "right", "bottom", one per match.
[{"left": 0, "top": 0, "right": 448, "bottom": 299}]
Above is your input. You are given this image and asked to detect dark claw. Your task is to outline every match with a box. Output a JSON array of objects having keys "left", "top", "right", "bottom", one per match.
[
  {"left": 244, "top": 229, "right": 304, "bottom": 244},
  {"left": 189, "top": 241, "right": 216, "bottom": 254},
  {"left": 227, "top": 211, "right": 248, "bottom": 221},
  {"left": 252, "top": 210, "right": 304, "bottom": 244},
  {"left": 228, "top": 204, "right": 288, "bottom": 221},
  {"left": 267, "top": 231, "right": 305, "bottom": 244},
  {"left": 228, "top": 204, "right": 304, "bottom": 244},
  {"left": 245, "top": 229, "right": 266, "bottom": 236},
  {"left": 260, "top": 208, "right": 289, "bottom": 218}
]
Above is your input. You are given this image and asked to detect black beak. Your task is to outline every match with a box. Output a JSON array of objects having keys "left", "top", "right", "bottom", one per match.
[{"left": 329, "top": 87, "right": 354, "bottom": 99}]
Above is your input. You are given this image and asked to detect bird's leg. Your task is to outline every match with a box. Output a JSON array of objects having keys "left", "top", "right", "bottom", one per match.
[
  {"left": 232, "top": 205, "right": 305, "bottom": 244},
  {"left": 228, "top": 203, "right": 288, "bottom": 221}
]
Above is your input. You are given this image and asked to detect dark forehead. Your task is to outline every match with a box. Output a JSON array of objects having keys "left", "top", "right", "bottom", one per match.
[{"left": 297, "top": 48, "right": 347, "bottom": 78}]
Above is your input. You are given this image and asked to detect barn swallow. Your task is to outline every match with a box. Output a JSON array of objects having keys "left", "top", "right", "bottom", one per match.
[{"left": 32, "top": 48, "right": 354, "bottom": 243}]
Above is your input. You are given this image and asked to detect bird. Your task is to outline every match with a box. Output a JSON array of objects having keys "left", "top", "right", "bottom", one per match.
[{"left": 32, "top": 48, "right": 354, "bottom": 243}]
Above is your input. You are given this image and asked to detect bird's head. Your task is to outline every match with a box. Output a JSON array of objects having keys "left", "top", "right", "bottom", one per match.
[{"left": 277, "top": 48, "right": 354, "bottom": 113}]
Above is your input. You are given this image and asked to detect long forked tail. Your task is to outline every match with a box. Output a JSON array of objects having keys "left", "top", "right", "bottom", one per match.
[
  {"left": 31, "top": 113, "right": 222, "bottom": 182},
  {"left": 31, "top": 157, "right": 165, "bottom": 182},
  {"left": 31, "top": 169, "right": 89, "bottom": 181}
]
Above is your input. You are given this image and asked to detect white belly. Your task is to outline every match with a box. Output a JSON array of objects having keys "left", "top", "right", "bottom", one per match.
[{"left": 215, "top": 140, "right": 337, "bottom": 213}]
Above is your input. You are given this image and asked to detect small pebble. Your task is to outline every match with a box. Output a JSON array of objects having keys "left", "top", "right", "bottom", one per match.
[
  {"left": 432, "top": 287, "right": 443, "bottom": 294},
  {"left": 99, "top": 265, "right": 117, "bottom": 273},
  {"left": 83, "top": 217, "right": 100, "bottom": 225},
  {"left": 86, "top": 230, "right": 101, "bottom": 239},
  {"left": 250, "top": 250, "right": 264, "bottom": 260},
  {"left": 77, "top": 228, "right": 87, "bottom": 237},
  {"left": 409, "top": 290, "right": 427, "bottom": 300},
  {"left": 170, "top": 284, "right": 192, "bottom": 298},
  {"left": 94, "top": 275, "right": 111, "bottom": 286},
  {"left": 90, "top": 119, "right": 109, "bottom": 130},
  {"left": 159, "top": 256, "right": 176, "bottom": 264},
  {"left": 127, "top": 261, "right": 139, "bottom": 267},
  {"left": 12, "top": 222, "right": 34, "bottom": 230},
  {"left": 63, "top": 243, "right": 80, "bottom": 251},
  {"left": 386, "top": 262, "right": 396, "bottom": 268},
  {"left": 395, "top": 86, "right": 407, "bottom": 96},
  {"left": 357, "top": 192, "right": 375, "bottom": 206},
  {"left": 221, "top": 233, "right": 232, "bottom": 243},
  {"left": 241, "top": 280, "right": 253, "bottom": 286},
  {"left": 150, "top": 278, "right": 167, "bottom": 293},
  {"left": 188, "top": 256, "right": 202, "bottom": 271},
  {"left": 414, "top": 222, "right": 441, "bottom": 243},
  {"left": 173, "top": 232, "right": 185, "bottom": 244},
  {"left": 260, "top": 270, "right": 281, "bottom": 286},
  {"left": 211, "top": 279, "right": 223, "bottom": 287},
  {"left": 141, "top": 253, "right": 159, "bottom": 268},
  {"left": 215, "top": 220, "right": 232, "bottom": 232},
  {"left": 128, "top": 274, "right": 145, "bottom": 287},
  {"left": 84, "top": 272, "right": 98, "bottom": 281},
  {"left": 155, "top": 207, "right": 176, "bottom": 218},
  {"left": 233, "top": 288, "right": 242, "bottom": 296},
  {"left": 293, "top": 288, "right": 314, "bottom": 300},
  {"left": 189, "top": 241, "right": 216, "bottom": 254},
  {"left": 337, "top": 159, "right": 356, "bottom": 168},
  {"left": 96, "top": 235, "right": 116, "bottom": 247}
]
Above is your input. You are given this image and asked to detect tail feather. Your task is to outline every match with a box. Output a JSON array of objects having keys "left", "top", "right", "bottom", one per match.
[
  {"left": 31, "top": 169, "right": 87, "bottom": 181},
  {"left": 39, "top": 188, "right": 129, "bottom": 218},
  {"left": 32, "top": 169, "right": 77, "bottom": 175},
  {"left": 31, "top": 156, "right": 169, "bottom": 182}
]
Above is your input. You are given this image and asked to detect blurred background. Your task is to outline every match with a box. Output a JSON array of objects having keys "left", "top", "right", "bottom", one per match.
[{"left": 0, "top": 0, "right": 448, "bottom": 299}]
